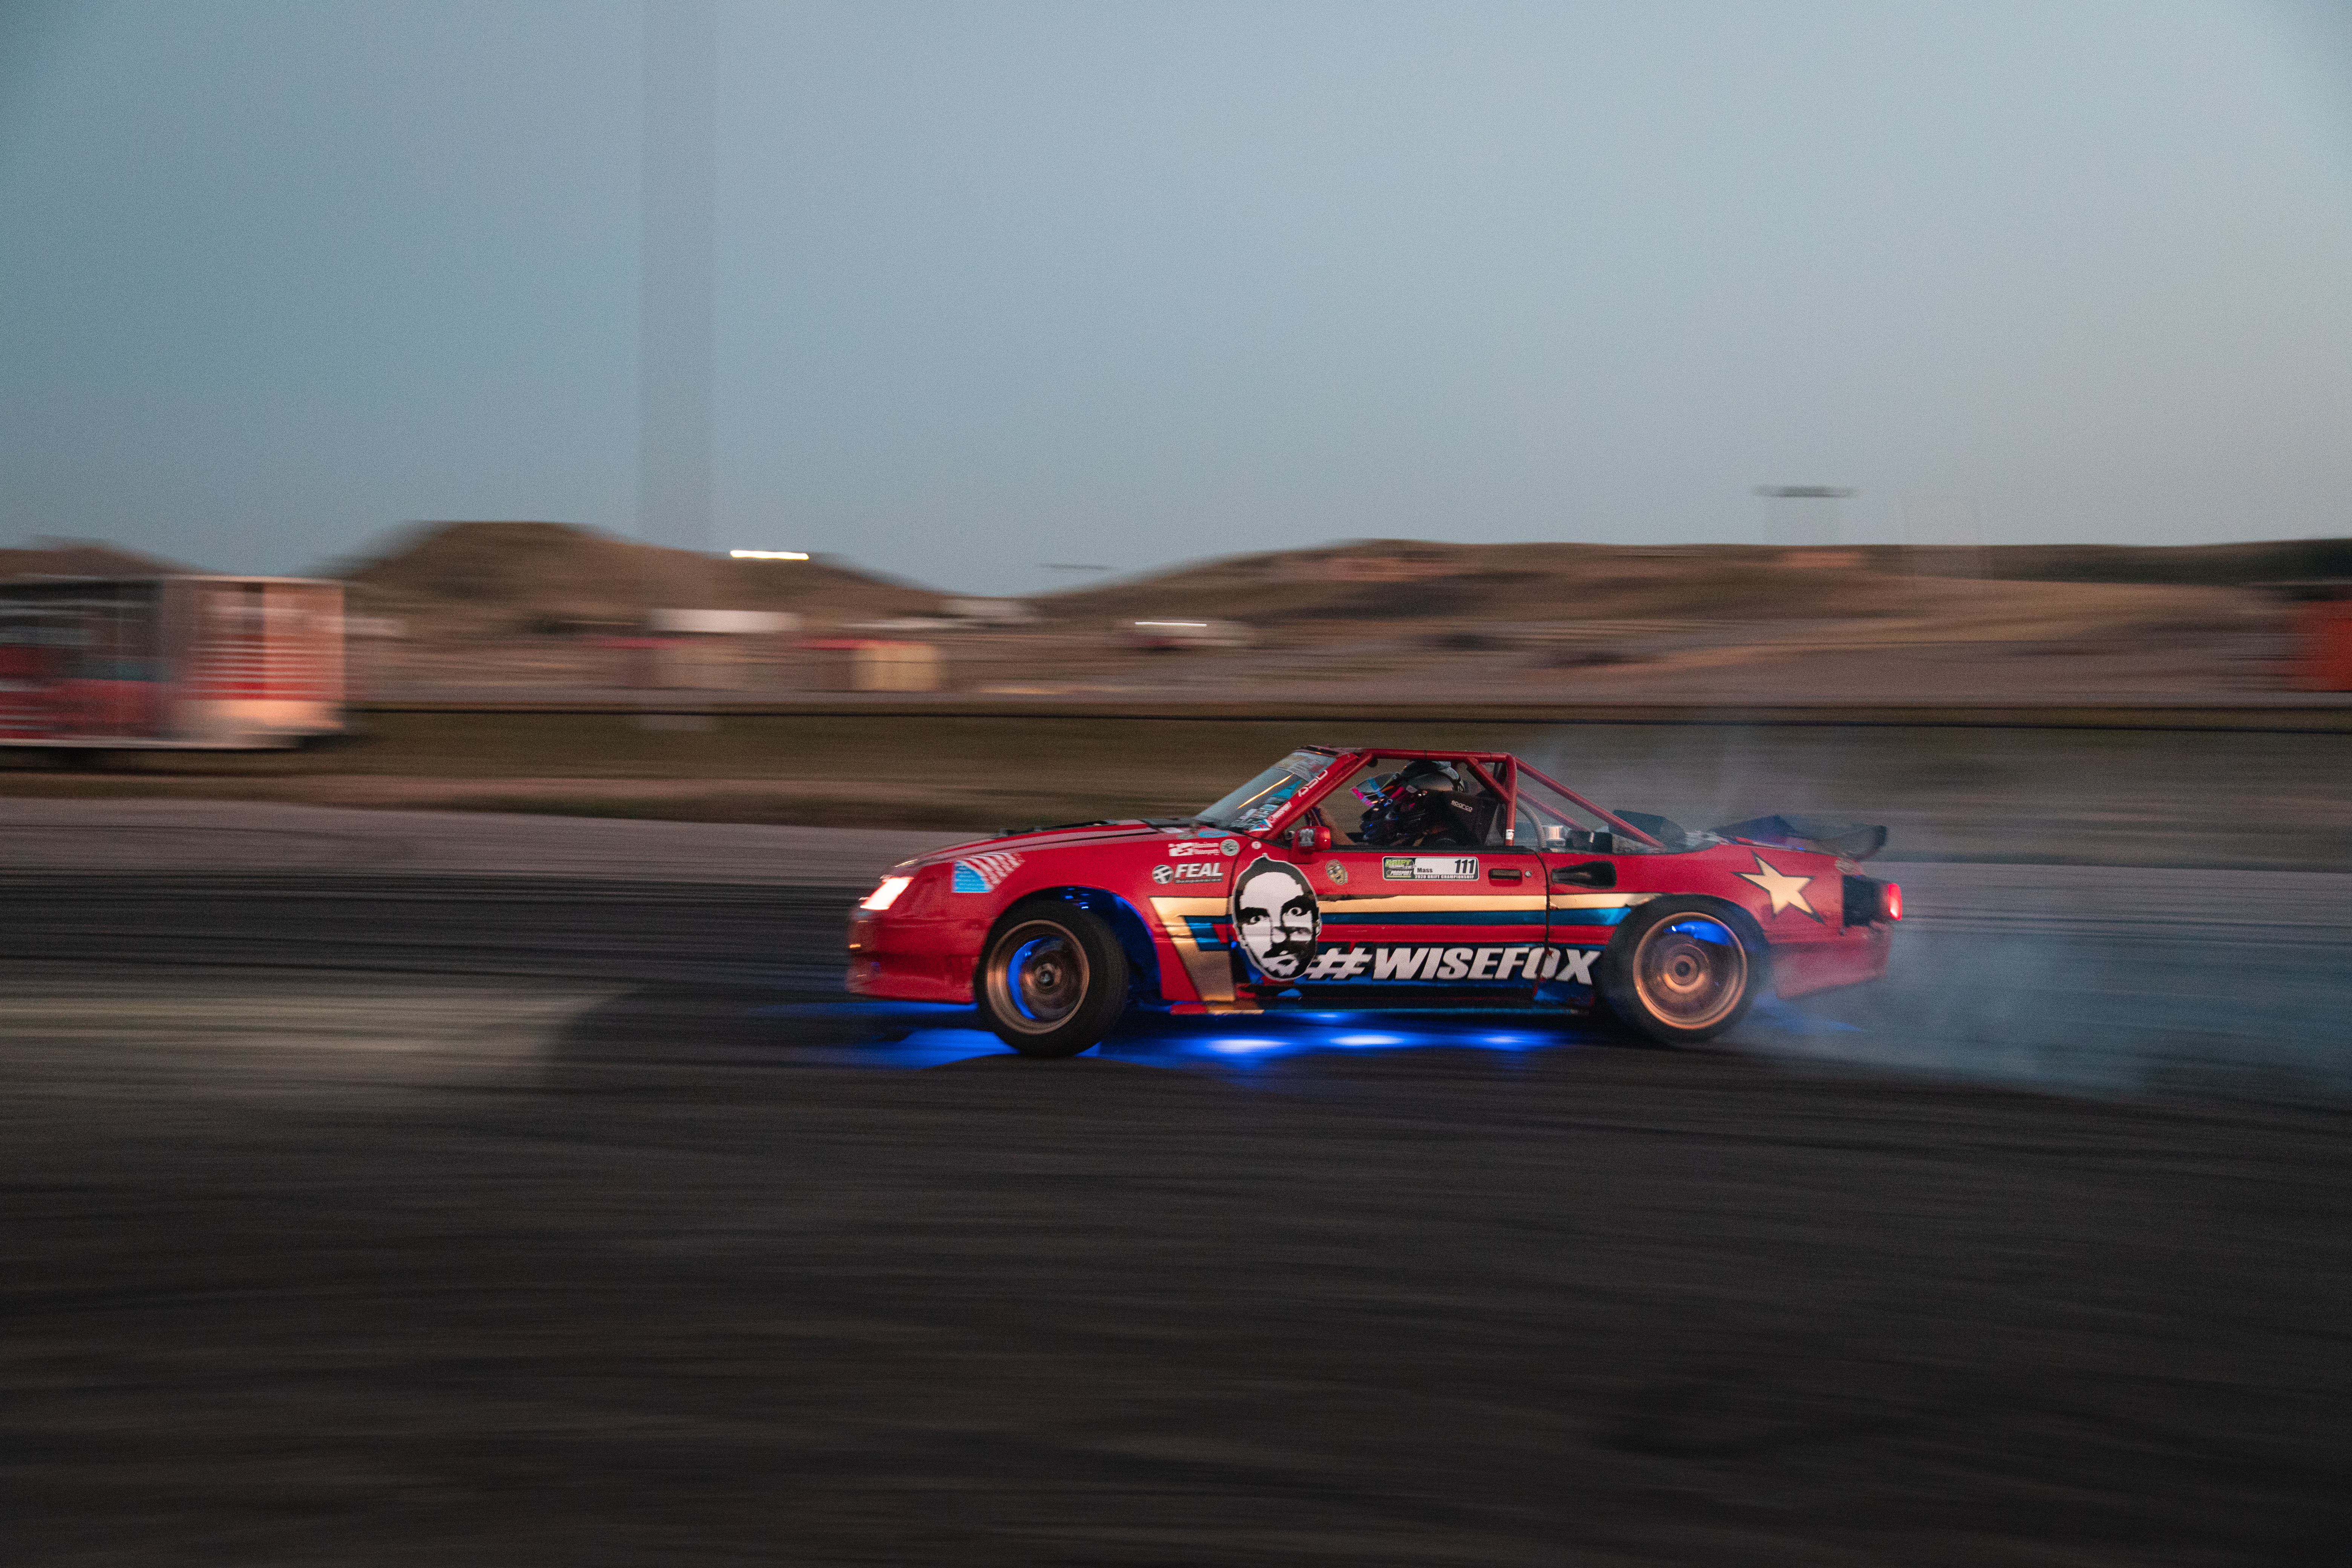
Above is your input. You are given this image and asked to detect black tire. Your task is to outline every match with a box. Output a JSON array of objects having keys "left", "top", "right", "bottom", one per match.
[
  {"left": 1598, "top": 897, "right": 1766, "bottom": 1045},
  {"left": 975, "top": 900, "right": 1130, "bottom": 1058}
]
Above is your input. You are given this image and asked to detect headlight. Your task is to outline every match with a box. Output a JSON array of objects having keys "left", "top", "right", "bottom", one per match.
[{"left": 861, "top": 875, "right": 914, "bottom": 911}]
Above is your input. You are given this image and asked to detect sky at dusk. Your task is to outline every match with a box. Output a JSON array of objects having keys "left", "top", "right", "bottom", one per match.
[{"left": 4, "top": 1, "right": 2351, "bottom": 596}]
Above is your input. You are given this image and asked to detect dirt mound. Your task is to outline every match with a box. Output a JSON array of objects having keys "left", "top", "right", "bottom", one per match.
[
  {"left": 337, "top": 521, "right": 945, "bottom": 636},
  {"left": 0, "top": 537, "right": 198, "bottom": 579},
  {"left": 1035, "top": 539, "right": 1937, "bottom": 627},
  {"left": 1032, "top": 536, "right": 2329, "bottom": 632}
]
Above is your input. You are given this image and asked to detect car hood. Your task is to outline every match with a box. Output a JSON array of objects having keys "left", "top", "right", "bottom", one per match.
[{"left": 896, "top": 820, "right": 1225, "bottom": 870}]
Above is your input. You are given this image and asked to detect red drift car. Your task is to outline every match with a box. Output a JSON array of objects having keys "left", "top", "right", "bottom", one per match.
[{"left": 846, "top": 746, "right": 1899, "bottom": 1057}]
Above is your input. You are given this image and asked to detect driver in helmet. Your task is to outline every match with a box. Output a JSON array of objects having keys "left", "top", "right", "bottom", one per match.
[{"left": 1354, "top": 760, "right": 1482, "bottom": 847}]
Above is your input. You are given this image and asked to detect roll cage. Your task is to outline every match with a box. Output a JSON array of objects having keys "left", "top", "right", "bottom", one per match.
[{"left": 1256, "top": 747, "right": 1666, "bottom": 850}]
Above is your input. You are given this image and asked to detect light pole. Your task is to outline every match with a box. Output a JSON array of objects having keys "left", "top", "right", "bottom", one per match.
[{"left": 642, "top": 0, "right": 717, "bottom": 561}]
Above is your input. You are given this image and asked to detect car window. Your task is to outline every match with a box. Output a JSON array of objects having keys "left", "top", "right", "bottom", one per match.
[
  {"left": 1317, "top": 763, "right": 1387, "bottom": 842},
  {"left": 1321, "top": 758, "right": 1512, "bottom": 848},
  {"left": 1515, "top": 771, "right": 1638, "bottom": 851}
]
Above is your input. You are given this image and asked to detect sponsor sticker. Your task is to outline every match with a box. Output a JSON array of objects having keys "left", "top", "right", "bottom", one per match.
[
  {"left": 1325, "top": 861, "right": 1349, "bottom": 885},
  {"left": 1294, "top": 943, "right": 1600, "bottom": 985},
  {"left": 1382, "top": 854, "right": 1481, "bottom": 881},
  {"left": 1230, "top": 856, "right": 1321, "bottom": 980},
  {"left": 1152, "top": 861, "right": 1227, "bottom": 884},
  {"left": 950, "top": 851, "right": 1024, "bottom": 893},
  {"left": 1168, "top": 840, "right": 1223, "bottom": 858}
]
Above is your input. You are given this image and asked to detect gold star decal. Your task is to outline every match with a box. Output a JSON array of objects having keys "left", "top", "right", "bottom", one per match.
[{"left": 1738, "top": 853, "right": 1821, "bottom": 921}]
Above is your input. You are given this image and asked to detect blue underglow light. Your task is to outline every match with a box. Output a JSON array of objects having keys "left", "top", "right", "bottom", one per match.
[{"left": 739, "top": 995, "right": 1612, "bottom": 1073}]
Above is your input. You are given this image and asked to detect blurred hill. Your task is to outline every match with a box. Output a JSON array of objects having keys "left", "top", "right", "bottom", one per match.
[
  {"left": 334, "top": 521, "right": 944, "bottom": 636},
  {"left": 8, "top": 524, "right": 2339, "bottom": 702},
  {"left": 1028, "top": 536, "right": 2352, "bottom": 627},
  {"left": 964, "top": 536, "right": 2323, "bottom": 704},
  {"left": 20, "top": 524, "right": 2343, "bottom": 630},
  {"left": 1033, "top": 541, "right": 1859, "bottom": 626},
  {"left": 0, "top": 537, "right": 198, "bottom": 578}
]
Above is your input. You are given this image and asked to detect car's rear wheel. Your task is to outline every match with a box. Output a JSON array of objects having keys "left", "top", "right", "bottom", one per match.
[
  {"left": 1599, "top": 897, "right": 1764, "bottom": 1045},
  {"left": 977, "top": 902, "right": 1130, "bottom": 1057}
]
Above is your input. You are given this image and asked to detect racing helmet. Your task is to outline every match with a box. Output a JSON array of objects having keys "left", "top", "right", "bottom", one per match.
[
  {"left": 1354, "top": 759, "right": 1466, "bottom": 845},
  {"left": 1353, "top": 759, "right": 1461, "bottom": 808}
]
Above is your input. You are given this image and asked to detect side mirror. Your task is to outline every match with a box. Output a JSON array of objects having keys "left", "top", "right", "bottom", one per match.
[
  {"left": 1550, "top": 860, "right": 1617, "bottom": 889},
  {"left": 1292, "top": 824, "right": 1332, "bottom": 853}
]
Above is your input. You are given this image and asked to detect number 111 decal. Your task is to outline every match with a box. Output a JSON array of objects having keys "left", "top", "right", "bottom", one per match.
[{"left": 1381, "top": 855, "right": 1480, "bottom": 881}]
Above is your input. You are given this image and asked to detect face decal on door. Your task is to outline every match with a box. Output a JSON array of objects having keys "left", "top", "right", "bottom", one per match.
[{"left": 1230, "top": 856, "right": 1321, "bottom": 979}]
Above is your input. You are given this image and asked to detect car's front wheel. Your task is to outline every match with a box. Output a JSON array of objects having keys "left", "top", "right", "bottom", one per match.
[
  {"left": 1599, "top": 897, "right": 1765, "bottom": 1045},
  {"left": 976, "top": 902, "right": 1130, "bottom": 1057}
]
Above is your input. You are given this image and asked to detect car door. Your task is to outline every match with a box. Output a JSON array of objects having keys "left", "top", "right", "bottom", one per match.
[
  {"left": 1513, "top": 766, "right": 1655, "bottom": 1008},
  {"left": 1256, "top": 757, "right": 1547, "bottom": 1008},
  {"left": 1533, "top": 849, "right": 1627, "bottom": 1005}
]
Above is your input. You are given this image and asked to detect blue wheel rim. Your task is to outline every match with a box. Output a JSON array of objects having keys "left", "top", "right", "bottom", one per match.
[
  {"left": 1633, "top": 916, "right": 1747, "bottom": 1029},
  {"left": 988, "top": 921, "right": 1090, "bottom": 1034}
]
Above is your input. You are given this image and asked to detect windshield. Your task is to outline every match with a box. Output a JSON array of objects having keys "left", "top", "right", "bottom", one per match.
[{"left": 1194, "top": 750, "right": 1336, "bottom": 832}]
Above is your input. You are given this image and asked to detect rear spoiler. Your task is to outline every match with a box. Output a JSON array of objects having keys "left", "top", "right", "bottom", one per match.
[{"left": 1712, "top": 813, "right": 1887, "bottom": 862}]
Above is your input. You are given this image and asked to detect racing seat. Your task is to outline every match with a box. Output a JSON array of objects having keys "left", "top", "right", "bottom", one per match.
[{"left": 1443, "top": 790, "right": 1502, "bottom": 847}]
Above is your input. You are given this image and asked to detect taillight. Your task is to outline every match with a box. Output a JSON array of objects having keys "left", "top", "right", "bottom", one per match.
[{"left": 1843, "top": 874, "right": 1902, "bottom": 925}]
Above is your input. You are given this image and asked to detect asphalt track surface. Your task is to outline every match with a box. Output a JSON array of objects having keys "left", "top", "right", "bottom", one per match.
[{"left": 8, "top": 865, "right": 2352, "bottom": 1563}]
